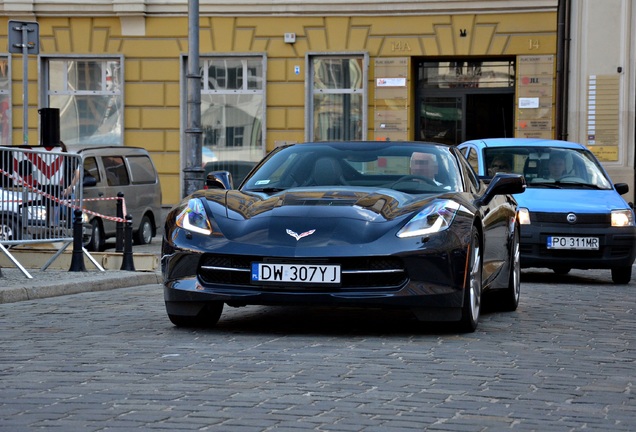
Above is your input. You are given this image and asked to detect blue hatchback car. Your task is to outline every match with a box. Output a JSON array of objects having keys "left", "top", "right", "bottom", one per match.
[{"left": 459, "top": 138, "right": 636, "bottom": 284}]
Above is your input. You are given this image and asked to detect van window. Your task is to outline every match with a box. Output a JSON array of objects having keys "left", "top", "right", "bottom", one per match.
[
  {"left": 84, "top": 157, "right": 101, "bottom": 183},
  {"left": 127, "top": 155, "right": 157, "bottom": 184},
  {"left": 102, "top": 156, "right": 130, "bottom": 186}
]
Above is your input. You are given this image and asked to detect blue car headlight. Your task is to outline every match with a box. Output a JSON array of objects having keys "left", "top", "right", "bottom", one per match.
[
  {"left": 176, "top": 198, "right": 212, "bottom": 235},
  {"left": 397, "top": 200, "right": 468, "bottom": 238}
]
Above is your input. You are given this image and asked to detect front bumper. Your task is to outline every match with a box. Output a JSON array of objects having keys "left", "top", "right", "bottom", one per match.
[
  {"left": 162, "top": 228, "right": 469, "bottom": 313},
  {"left": 519, "top": 218, "right": 636, "bottom": 269}
]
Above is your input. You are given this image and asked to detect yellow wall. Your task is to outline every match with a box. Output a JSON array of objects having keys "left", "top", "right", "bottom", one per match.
[{"left": 0, "top": 12, "right": 557, "bottom": 204}]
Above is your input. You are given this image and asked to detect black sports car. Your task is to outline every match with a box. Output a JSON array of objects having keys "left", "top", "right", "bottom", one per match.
[{"left": 162, "top": 141, "right": 525, "bottom": 332}]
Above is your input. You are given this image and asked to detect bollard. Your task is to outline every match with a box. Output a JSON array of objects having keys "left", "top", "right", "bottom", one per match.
[
  {"left": 115, "top": 192, "right": 124, "bottom": 252},
  {"left": 120, "top": 214, "right": 136, "bottom": 271},
  {"left": 69, "top": 209, "right": 87, "bottom": 272}
]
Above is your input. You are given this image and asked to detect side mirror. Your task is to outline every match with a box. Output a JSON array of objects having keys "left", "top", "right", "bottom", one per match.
[
  {"left": 477, "top": 173, "right": 525, "bottom": 206},
  {"left": 205, "top": 171, "right": 233, "bottom": 190},
  {"left": 615, "top": 183, "right": 629, "bottom": 196}
]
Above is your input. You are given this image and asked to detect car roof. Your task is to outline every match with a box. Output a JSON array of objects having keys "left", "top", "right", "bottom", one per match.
[{"left": 462, "top": 138, "right": 587, "bottom": 150}]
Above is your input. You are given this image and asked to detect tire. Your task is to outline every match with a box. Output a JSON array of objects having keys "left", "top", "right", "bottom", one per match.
[
  {"left": 86, "top": 219, "right": 105, "bottom": 252},
  {"left": 611, "top": 266, "right": 632, "bottom": 284},
  {"left": 0, "top": 216, "right": 20, "bottom": 241},
  {"left": 459, "top": 226, "right": 482, "bottom": 333},
  {"left": 134, "top": 215, "right": 153, "bottom": 245},
  {"left": 168, "top": 302, "right": 224, "bottom": 328},
  {"left": 496, "top": 226, "right": 520, "bottom": 312},
  {"left": 552, "top": 267, "right": 571, "bottom": 275}
]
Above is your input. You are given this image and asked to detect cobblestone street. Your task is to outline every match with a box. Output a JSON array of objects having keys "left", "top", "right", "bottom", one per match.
[{"left": 0, "top": 268, "right": 634, "bottom": 431}]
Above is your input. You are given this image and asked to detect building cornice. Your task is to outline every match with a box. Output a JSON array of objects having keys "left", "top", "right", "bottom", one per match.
[{"left": 2, "top": 0, "right": 559, "bottom": 18}]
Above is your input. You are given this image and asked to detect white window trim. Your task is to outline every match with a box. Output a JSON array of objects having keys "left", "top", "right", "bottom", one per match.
[
  {"left": 39, "top": 54, "right": 125, "bottom": 145},
  {"left": 0, "top": 54, "right": 12, "bottom": 146},
  {"left": 305, "top": 52, "right": 369, "bottom": 142}
]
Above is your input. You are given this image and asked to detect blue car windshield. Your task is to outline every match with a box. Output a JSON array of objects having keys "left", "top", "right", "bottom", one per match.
[
  {"left": 484, "top": 146, "right": 613, "bottom": 189},
  {"left": 242, "top": 142, "right": 463, "bottom": 194}
]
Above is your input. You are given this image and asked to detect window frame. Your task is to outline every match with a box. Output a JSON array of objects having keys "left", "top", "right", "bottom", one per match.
[
  {"left": 39, "top": 54, "right": 124, "bottom": 146},
  {"left": 180, "top": 53, "right": 267, "bottom": 168},
  {"left": 306, "top": 52, "right": 369, "bottom": 142}
]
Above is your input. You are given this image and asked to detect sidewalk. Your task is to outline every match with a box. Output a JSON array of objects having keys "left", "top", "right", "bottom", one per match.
[{"left": 0, "top": 239, "right": 163, "bottom": 304}]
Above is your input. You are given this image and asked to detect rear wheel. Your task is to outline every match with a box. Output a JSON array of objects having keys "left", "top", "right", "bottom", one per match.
[
  {"left": 459, "top": 226, "right": 482, "bottom": 333},
  {"left": 611, "top": 266, "right": 632, "bottom": 284},
  {"left": 496, "top": 227, "right": 521, "bottom": 311},
  {"left": 168, "top": 302, "right": 224, "bottom": 328}
]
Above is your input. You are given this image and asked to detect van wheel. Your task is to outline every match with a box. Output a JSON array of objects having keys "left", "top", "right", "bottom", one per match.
[
  {"left": 86, "top": 219, "right": 105, "bottom": 251},
  {"left": 134, "top": 215, "right": 153, "bottom": 245}
]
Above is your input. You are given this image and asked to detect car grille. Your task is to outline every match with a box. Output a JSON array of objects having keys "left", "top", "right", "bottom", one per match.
[
  {"left": 531, "top": 212, "right": 609, "bottom": 226},
  {"left": 198, "top": 254, "right": 407, "bottom": 291}
]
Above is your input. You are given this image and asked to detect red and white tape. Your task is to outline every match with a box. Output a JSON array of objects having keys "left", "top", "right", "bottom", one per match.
[{"left": 0, "top": 168, "right": 127, "bottom": 223}]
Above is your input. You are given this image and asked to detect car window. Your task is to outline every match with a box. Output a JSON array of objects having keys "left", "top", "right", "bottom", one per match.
[
  {"left": 464, "top": 147, "right": 480, "bottom": 173},
  {"left": 83, "top": 157, "right": 101, "bottom": 184},
  {"left": 484, "top": 146, "right": 613, "bottom": 189},
  {"left": 127, "top": 155, "right": 157, "bottom": 184},
  {"left": 242, "top": 143, "right": 462, "bottom": 194},
  {"left": 102, "top": 156, "right": 130, "bottom": 187}
]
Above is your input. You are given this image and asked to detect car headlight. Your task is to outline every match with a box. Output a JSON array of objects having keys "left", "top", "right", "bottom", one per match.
[
  {"left": 611, "top": 209, "right": 634, "bottom": 227},
  {"left": 518, "top": 208, "right": 531, "bottom": 225},
  {"left": 397, "top": 200, "right": 467, "bottom": 238},
  {"left": 176, "top": 198, "right": 212, "bottom": 235}
]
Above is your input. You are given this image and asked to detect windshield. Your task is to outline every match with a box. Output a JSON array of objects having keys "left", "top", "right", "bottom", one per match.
[
  {"left": 484, "top": 146, "right": 613, "bottom": 189},
  {"left": 242, "top": 142, "right": 462, "bottom": 194}
]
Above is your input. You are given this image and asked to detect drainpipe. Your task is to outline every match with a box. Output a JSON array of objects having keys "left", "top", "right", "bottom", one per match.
[{"left": 555, "top": 0, "right": 571, "bottom": 141}]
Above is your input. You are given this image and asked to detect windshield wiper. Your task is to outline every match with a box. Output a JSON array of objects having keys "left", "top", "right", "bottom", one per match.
[
  {"left": 529, "top": 182, "right": 562, "bottom": 189},
  {"left": 246, "top": 187, "right": 287, "bottom": 194}
]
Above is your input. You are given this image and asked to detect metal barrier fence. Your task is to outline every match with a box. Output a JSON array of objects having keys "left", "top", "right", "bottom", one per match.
[{"left": 0, "top": 146, "right": 103, "bottom": 278}]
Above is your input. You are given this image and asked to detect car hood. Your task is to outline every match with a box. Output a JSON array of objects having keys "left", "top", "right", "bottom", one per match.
[
  {"left": 515, "top": 187, "right": 630, "bottom": 213},
  {"left": 216, "top": 188, "right": 431, "bottom": 222},
  {"left": 192, "top": 188, "right": 454, "bottom": 246}
]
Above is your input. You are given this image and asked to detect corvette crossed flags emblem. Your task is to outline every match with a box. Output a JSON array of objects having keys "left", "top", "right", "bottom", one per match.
[{"left": 286, "top": 229, "right": 316, "bottom": 241}]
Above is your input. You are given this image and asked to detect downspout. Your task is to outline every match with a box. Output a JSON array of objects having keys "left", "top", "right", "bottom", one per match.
[{"left": 555, "top": 0, "right": 571, "bottom": 141}]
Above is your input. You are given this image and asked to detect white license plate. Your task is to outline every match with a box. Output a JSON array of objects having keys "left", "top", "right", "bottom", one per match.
[
  {"left": 251, "top": 263, "right": 341, "bottom": 284},
  {"left": 547, "top": 236, "right": 599, "bottom": 250}
]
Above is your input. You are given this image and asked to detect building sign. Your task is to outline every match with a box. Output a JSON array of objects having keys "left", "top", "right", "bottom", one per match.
[
  {"left": 374, "top": 58, "right": 408, "bottom": 141},
  {"left": 516, "top": 55, "right": 554, "bottom": 139},
  {"left": 586, "top": 75, "right": 619, "bottom": 161}
]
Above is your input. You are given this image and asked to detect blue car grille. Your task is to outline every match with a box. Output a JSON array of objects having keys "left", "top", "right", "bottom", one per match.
[{"left": 198, "top": 254, "right": 407, "bottom": 291}]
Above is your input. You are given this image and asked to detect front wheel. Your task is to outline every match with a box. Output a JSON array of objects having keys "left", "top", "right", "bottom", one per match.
[
  {"left": 134, "top": 215, "right": 154, "bottom": 245},
  {"left": 459, "top": 226, "right": 482, "bottom": 333},
  {"left": 86, "top": 219, "right": 105, "bottom": 251},
  {"left": 0, "top": 216, "right": 20, "bottom": 241},
  {"left": 611, "top": 266, "right": 632, "bottom": 284}
]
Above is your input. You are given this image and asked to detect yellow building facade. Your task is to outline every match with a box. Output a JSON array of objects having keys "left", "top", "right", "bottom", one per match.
[{"left": 1, "top": 2, "right": 562, "bottom": 205}]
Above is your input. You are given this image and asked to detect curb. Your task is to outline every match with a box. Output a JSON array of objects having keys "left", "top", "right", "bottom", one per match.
[{"left": 0, "top": 269, "right": 162, "bottom": 304}]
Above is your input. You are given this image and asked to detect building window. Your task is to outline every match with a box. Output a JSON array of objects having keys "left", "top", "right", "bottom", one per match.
[
  {"left": 308, "top": 55, "right": 367, "bottom": 141},
  {"left": 42, "top": 57, "right": 123, "bottom": 145},
  {"left": 0, "top": 57, "right": 11, "bottom": 146},
  {"left": 418, "top": 60, "right": 515, "bottom": 89},
  {"left": 199, "top": 56, "right": 265, "bottom": 162}
]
